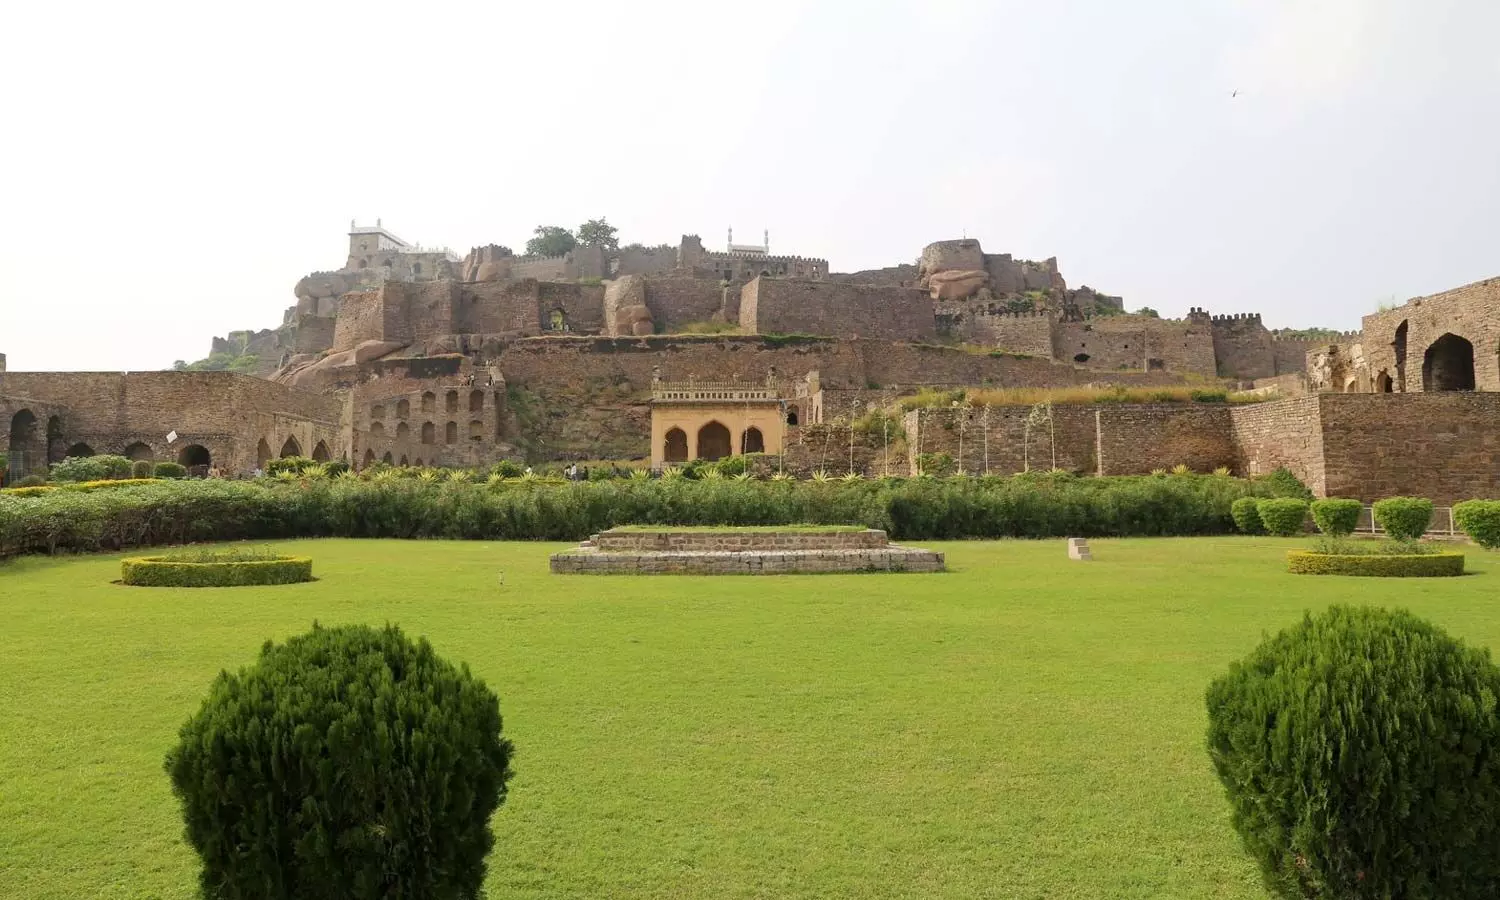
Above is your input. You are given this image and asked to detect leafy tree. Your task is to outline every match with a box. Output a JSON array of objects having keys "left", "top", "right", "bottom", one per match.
[
  {"left": 1135, "top": 307, "right": 1160, "bottom": 318},
  {"left": 576, "top": 217, "right": 619, "bottom": 251},
  {"left": 524, "top": 225, "right": 577, "bottom": 257}
]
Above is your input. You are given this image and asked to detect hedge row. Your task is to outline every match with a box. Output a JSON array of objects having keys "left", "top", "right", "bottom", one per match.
[
  {"left": 0, "top": 472, "right": 1296, "bottom": 557},
  {"left": 121, "top": 555, "right": 314, "bottom": 587},
  {"left": 1286, "top": 550, "right": 1466, "bottom": 577}
]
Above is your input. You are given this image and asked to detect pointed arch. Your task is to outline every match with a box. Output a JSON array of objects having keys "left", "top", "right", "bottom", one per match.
[
  {"left": 311, "top": 441, "right": 331, "bottom": 462},
  {"left": 742, "top": 427, "right": 765, "bottom": 454},
  {"left": 696, "top": 421, "right": 732, "bottom": 461},
  {"left": 363, "top": 449, "right": 376, "bottom": 468},
  {"left": 1423, "top": 333, "right": 1475, "bottom": 392},
  {"left": 256, "top": 439, "right": 273, "bottom": 468},
  {"left": 399, "top": 454, "right": 409, "bottom": 467},
  {"left": 382, "top": 451, "right": 394, "bottom": 464},
  {"left": 279, "top": 436, "right": 302, "bottom": 458},
  {"left": 664, "top": 427, "right": 688, "bottom": 463}
]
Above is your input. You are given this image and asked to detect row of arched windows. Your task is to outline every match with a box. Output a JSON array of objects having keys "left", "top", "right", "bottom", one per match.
[
  {"left": 367, "top": 421, "right": 485, "bottom": 444},
  {"left": 662, "top": 423, "right": 764, "bottom": 463},
  {"left": 371, "top": 390, "right": 485, "bottom": 421}
]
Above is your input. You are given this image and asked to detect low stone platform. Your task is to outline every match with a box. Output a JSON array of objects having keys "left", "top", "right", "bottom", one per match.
[{"left": 551, "top": 528, "right": 945, "bottom": 575}]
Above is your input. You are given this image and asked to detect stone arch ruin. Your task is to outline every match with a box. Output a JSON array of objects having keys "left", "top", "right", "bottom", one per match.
[
  {"left": 370, "top": 422, "right": 385, "bottom": 439},
  {"left": 446, "top": 391, "right": 458, "bottom": 414},
  {"left": 664, "top": 427, "right": 688, "bottom": 463},
  {"left": 382, "top": 451, "right": 394, "bottom": 464},
  {"left": 311, "top": 441, "right": 330, "bottom": 461},
  {"left": 363, "top": 449, "right": 376, "bottom": 468},
  {"left": 1423, "top": 333, "right": 1475, "bottom": 392},
  {"left": 469, "top": 390, "right": 484, "bottom": 413},
  {"left": 7, "top": 409, "right": 41, "bottom": 476},
  {"left": 256, "top": 439, "right": 272, "bottom": 468},
  {"left": 421, "top": 391, "right": 436, "bottom": 413},
  {"left": 469, "top": 420, "right": 484, "bottom": 440},
  {"left": 421, "top": 422, "right": 435, "bottom": 444},
  {"left": 396, "top": 399, "right": 410, "bottom": 418},
  {"left": 178, "top": 444, "right": 211, "bottom": 470},
  {"left": 280, "top": 436, "right": 303, "bottom": 458},
  {"left": 66, "top": 442, "right": 94, "bottom": 458},
  {"left": 1375, "top": 370, "right": 1393, "bottom": 393},
  {"left": 122, "top": 441, "right": 154, "bottom": 462},
  {"left": 697, "top": 421, "right": 732, "bottom": 461},
  {"left": 1393, "top": 320, "right": 1409, "bottom": 391},
  {"left": 742, "top": 427, "right": 765, "bottom": 454},
  {"left": 445, "top": 421, "right": 457, "bottom": 444},
  {"left": 396, "top": 422, "right": 410, "bottom": 440},
  {"left": 46, "top": 416, "right": 65, "bottom": 464}
]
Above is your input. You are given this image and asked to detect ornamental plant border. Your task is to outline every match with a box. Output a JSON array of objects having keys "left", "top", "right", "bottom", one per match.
[
  {"left": 1286, "top": 549, "right": 1465, "bottom": 577},
  {"left": 120, "top": 555, "right": 314, "bottom": 587}
]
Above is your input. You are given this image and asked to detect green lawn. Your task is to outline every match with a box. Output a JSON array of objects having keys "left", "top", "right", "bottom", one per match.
[{"left": 0, "top": 537, "right": 1494, "bottom": 899}]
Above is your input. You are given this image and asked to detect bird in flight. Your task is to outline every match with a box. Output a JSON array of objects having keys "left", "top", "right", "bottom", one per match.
[{"left": 1231, "top": 89, "right": 1239, "bottom": 98}]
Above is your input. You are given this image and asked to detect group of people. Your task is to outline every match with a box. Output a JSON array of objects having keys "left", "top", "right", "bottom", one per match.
[{"left": 461, "top": 373, "right": 496, "bottom": 387}]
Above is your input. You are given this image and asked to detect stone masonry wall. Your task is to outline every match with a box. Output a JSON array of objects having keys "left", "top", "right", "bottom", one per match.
[
  {"left": 740, "top": 278, "right": 936, "bottom": 342},
  {"left": 644, "top": 277, "right": 730, "bottom": 331},
  {"left": 1359, "top": 277, "right": 1500, "bottom": 393},
  {"left": 1228, "top": 396, "right": 1324, "bottom": 494},
  {"left": 1317, "top": 393, "right": 1500, "bottom": 504},
  {"left": 1210, "top": 314, "right": 1276, "bottom": 379},
  {"left": 1055, "top": 316, "right": 1217, "bottom": 375},
  {"left": 907, "top": 404, "right": 1236, "bottom": 476}
]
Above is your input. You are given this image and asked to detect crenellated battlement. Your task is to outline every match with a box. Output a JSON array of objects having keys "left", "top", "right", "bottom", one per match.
[
  {"left": 704, "top": 250, "right": 828, "bottom": 265},
  {"left": 1211, "top": 312, "right": 1262, "bottom": 324},
  {"left": 1271, "top": 331, "right": 1362, "bottom": 343}
]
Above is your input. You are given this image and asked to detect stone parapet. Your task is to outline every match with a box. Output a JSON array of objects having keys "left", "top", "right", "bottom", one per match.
[{"left": 553, "top": 527, "right": 944, "bottom": 574}]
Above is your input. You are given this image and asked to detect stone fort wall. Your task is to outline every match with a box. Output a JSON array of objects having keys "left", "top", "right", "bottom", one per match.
[
  {"left": 1359, "top": 277, "right": 1500, "bottom": 393},
  {"left": 740, "top": 278, "right": 936, "bottom": 342}
]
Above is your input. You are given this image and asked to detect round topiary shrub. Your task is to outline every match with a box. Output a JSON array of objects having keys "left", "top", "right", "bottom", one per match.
[
  {"left": 1255, "top": 498, "right": 1308, "bottom": 536},
  {"left": 166, "top": 623, "right": 514, "bottom": 898},
  {"left": 1206, "top": 606, "right": 1500, "bottom": 898},
  {"left": 130, "top": 459, "right": 154, "bottom": 479},
  {"left": 1309, "top": 497, "right": 1361, "bottom": 537},
  {"left": 1454, "top": 499, "right": 1500, "bottom": 550},
  {"left": 121, "top": 549, "right": 314, "bottom": 586},
  {"left": 1230, "top": 496, "right": 1264, "bottom": 534},
  {"left": 1373, "top": 496, "right": 1433, "bottom": 542},
  {"left": 153, "top": 461, "right": 187, "bottom": 479}
]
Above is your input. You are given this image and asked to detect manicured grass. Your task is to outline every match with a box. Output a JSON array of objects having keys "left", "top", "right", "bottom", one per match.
[
  {"left": 607, "top": 524, "right": 866, "bottom": 533},
  {"left": 0, "top": 537, "right": 1492, "bottom": 898}
]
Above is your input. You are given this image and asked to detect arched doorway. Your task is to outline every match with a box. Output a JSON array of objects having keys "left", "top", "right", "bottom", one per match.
[
  {"left": 697, "top": 422, "right": 732, "bottom": 461},
  {"left": 445, "top": 421, "right": 457, "bottom": 444},
  {"left": 311, "top": 441, "right": 330, "bottom": 462},
  {"left": 46, "top": 416, "right": 65, "bottom": 464},
  {"left": 421, "top": 422, "right": 435, "bottom": 444},
  {"left": 256, "top": 439, "right": 273, "bottom": 468},
  {"left": 370, "top": 422, "right": 385, "bottom": 439},
  {"left": 178, "top": 444, "right": 211, "bottom": 475},
  {"left": 786, "top": 407, "right": 799, "bottom": 426},
  {"left": 470, "top": 390, "right": 484, "bottom": 412},
  {"left": 664, "top": 427, "right": 688, "bottom": 463},
  {"left": 1375, "top": 370, "right": 1393, "bottom": 393},
  {"left": 1423, "top": 333, "right": 1475, "bottom": 392},
  {"left": 123, "top": 442, "right": 154, "bottom": 462},
  {"left": 66, "top": 443, "right": 95, "bottom": 457},
  {"left": 742, "top": 427, "right": 765, "bottom": 454},
  {"left": 414, "top": 457, "right": 424, "bottom": 467},
  {"left": 446, "top": 391, "right": 459, "bottom": 413},
  {"left": 363, "top": 449, "right": 376, "bottom": 468},
  {"left": 382, "top": 451, "right": 394, "bottom": 464},
  {"left": 396, "top": 422, "right": 410, "bottom": 440},
  {"left": 421, "top": 391, "right": 436, "bottom": 413},
  {"left": 7, "top": 409, "right": 40, "bottom": 477},
  {"left": 1393, "top": 320, "right": 1408, "bottom": 391},
  {"left": 280, "top": 436, "right": 302, "bottom": 458},
  {"left": 399, "top": 454, "right": 409, "bottom": 467}
]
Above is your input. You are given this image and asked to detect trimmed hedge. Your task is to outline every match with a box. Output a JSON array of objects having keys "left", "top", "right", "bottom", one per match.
[
  {"left": 154, "top": 461, "right": 187, "bottom": 479},
  {"left": 1230, "top": 496, "right": 1263, "bottom": 534},
  {"left": 1454, "top": 500, "right": 1500, "bottom": 550},
  {"left": 121, "top": 554, "right": 313, "bottom": 587},
  {"left": 1286, "top": 549, "right": 1465, "bottom": 577},
  {"left": 1256, "top": 498, "right": 1309, "bottom": 536},
  {"left": 165, "top": 623, "right": 514, "bottom": 897},
  {"left": 1373, "top": 496, "right": 1433, "bottom": 541},
  {"left": 1309, "top": 497, "right": 1361, "bottom": 537},
  {"left": 50, "top": 454, "right": 133, "bottom": 483},
  {"left": 1206, "top": 606, "right": 1500, "bottom": 898}
]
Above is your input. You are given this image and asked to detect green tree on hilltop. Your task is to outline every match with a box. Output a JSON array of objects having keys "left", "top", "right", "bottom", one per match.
[
  {"left": 577, "top": 217, "right": 619, "bottom": 251},
  {"left": 525, "top": 226, "right": 577, "bottom": 258}
]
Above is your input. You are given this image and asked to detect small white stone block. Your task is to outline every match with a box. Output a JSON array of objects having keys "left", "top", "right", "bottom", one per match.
[{"left": 1067, "top": 537, "right": 1092, "bottom": 561}]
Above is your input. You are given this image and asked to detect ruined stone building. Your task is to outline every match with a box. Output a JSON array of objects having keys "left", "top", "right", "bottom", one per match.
[{"left": 7, "top": 221, "right": 1500, "bottom": 503}]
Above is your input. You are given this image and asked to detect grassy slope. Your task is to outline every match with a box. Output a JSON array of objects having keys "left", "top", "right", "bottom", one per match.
[{"left": 0, "top": 537, "right": 1494, "bottom": 899}]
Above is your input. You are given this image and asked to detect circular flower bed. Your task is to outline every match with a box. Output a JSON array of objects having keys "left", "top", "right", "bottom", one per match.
[
  {"left": 121, "top": 549, "right": 313, "bottom": 587},
  {"left": 1287, "top": 549, "right": 1464, "bottom": 577}
]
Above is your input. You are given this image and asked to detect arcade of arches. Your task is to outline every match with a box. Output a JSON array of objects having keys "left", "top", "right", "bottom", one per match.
[{"left": 650, "top": 402, "right": 786, "bottom": 468}]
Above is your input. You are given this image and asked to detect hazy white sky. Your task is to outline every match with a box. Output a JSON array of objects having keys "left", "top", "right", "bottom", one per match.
[{"left": 2, "top": 0, "right": 1496, "bottom": 372}]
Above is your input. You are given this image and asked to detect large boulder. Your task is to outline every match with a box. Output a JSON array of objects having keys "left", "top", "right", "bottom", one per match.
[
  {"left": 926, "top": 269, "right": 990, "bottom": 301},
  {"left": 294, "top": 273, "right": 349, "bottom": 301},
  {"left": 919, "top": 239, "right": 985, "bottom": 282}
]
